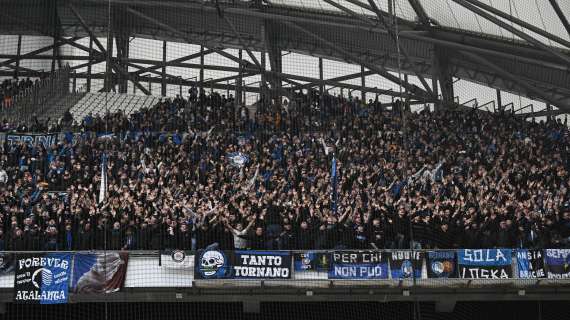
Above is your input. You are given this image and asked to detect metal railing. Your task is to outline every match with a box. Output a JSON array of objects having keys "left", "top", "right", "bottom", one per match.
[{"left": 0, "top": 65, "right": 72, "bottom": 125}]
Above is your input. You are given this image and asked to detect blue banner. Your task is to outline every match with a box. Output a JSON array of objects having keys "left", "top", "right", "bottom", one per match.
[
  {"left": 328, "top": 251, "right": 389, "bottom": 279},
  {"left": 544, "top": 249, "right": 570, "bottom": 279},
  {"left": 426, "top": 251, "right": 457, "bottom": 278},
  {"left": 516, "top": 249, "right": 545, "bottom": 279},
  {"left": 457, "top": 249, "right": 513, "bottom": 279},
  {"left": 5, "top": 133, "right": 58, "bottom": 148},
  {"left": 14, "top": 253, "right": 72, "bottom": 304},
  {"left": 71, "top": 252, "right": 129, "bottom": 293},
  {"left": 389, "top": 251, "right": 423, "bottom": 279}
]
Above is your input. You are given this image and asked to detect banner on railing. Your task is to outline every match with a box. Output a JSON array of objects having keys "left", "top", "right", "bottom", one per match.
[
  {"left": 457, "top": 249, "right": 513, "bottom": 279},
  {"left": 389, "top": 251, "right": 424, "bottom": 279},
  {"left": 5, "top": 133, "right": 58, "bottom": 148},
  {"left": 195, "top": 250, "right": 291, "bottom": 279},
  {"left": 234, "top": 251, "right": 291, "bottom": 279},
  {"left": 426, "top": 251, "right": 457, "bottom": 278},
  {"left": 516, "top": 249, "right": 545, "bottom": 279},
  {"left": 328, "top": 251, "right": 388, "bottom": 279},
  {"left": 195, "top": 249, "right": 232, "bottom": 279},
  {"left": 293, "top": 251, "right": 330, "bottom": 273},
  {"left": 0, "top": 253, "right": 14, "bottom": 274},
  {"left": 161, "top": 250, "right": 193, "bottom": 269},
  {"left": 71, "top": 252, "right": 129, "bottom": 293},
  {"left": 544, "top": 249, "right": 570, "bottom": 279},
  {"left": 13, "top": 253, "right": 72, "bottom": 304}
]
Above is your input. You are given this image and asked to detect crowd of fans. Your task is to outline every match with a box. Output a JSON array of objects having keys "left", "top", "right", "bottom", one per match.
[
  {"left": 0, "top": 77, "right": 35, "bottom": 110},
  {"left": 0, "top": 88, "right": 570, "bottom": 252}
]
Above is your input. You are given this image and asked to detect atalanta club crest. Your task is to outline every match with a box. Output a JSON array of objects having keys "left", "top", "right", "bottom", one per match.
[
  {"left": 171, "top": 250, "right": 186, "bottom": 263},
  {"left": 431, "top": 260, "right": 454, "bottom": 277},
  {"left": 198, "top": 250, "right": 229, "bottom": 278},
  {"left": 401, "top": 260, "right": 413, "bottom": 278}
]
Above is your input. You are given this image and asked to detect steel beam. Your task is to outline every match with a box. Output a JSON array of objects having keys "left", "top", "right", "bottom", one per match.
[
  {"left": 460, "top": 50, "right": 570, "bottom": 111},
  {"left": 548, "top": 0, "right": 570, "bottom": 40},
  {"left": 451, "top": 0, "right": 570, "bottom": 66},
  {"left": 280, "top": 21, "right": 432, "bottom": 101},
  {"left": 399, "top": 31, "right": 569, "bottom": 72},
  {"left": 223, "top": 15, "right": 262, "bottom": 70},
  {"left": 125, "top": 7, "right": 255, "bottom": 70},
  {"left": 0, "top": 37, "right": 80, "bottom": 70},
  {"left": 407, "top": 0, "right": 432, "bottom": 26},
  {"left": 67, "top": 3, "right": 108, "bottom": 55},
  {"left": 131, "top": 49, "right": 215, "bottom": 76},
  {"left": 367, "top": 0, "right": 435, "bottom": 98},
  {"left": 461, "top": 0, "right": 570, "bottom": 49}
]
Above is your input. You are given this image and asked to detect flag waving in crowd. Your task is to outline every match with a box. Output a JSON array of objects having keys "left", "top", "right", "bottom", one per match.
[{"left": 99, "top": 153, "right": 107, "bottom": 204}]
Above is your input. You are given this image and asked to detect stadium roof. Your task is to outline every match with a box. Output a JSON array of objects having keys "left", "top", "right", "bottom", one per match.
[{"left": 0, "top": 0, "right": 569, "bottom": 115}]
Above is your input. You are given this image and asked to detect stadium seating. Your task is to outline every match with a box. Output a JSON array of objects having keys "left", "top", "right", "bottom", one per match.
[{"left": 69, "top": 92, "right": 160, "bottom": 123}]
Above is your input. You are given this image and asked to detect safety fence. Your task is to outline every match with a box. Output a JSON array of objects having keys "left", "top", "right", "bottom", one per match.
[{"left": 0, "top": 248, "right": 568, "bottom": 304}]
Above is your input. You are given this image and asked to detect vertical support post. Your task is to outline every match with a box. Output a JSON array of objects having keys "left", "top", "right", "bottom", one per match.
[
  {"left": 546, "top": 103, "right": 553, "bottom": 122},
  {"left": 179, "top": 77, "right": 183, "bottom": 97},
  {"left": 104, "top": 31, "right": 114, "bottom": 92},
  {"left": 496, "top": 89, "right": 502, "bottom": 113},
  {"left": 237, "top": 49, "right": 243, "bottom": 106},
  {"left": 116, "top": 34, "right": 130, "bottom": 94},
  {"left": 432, "top": 77, "right": 438, "bottom": 112},
  {"left": 87, "top": 38, "right": 93, "bottom": 92},
  {"left": 360, "top": 65, "right": 366, "bottom": 102},
  {"left": 199, "top": 45, "right": 204, "bottom": 99},
  {"left": 161, "top": 41, "right": 167, "bottom": 97},
  {"left": 261, "top": 51, "right": 267, "bottom": 109},
  {"left": 15, "top": 35, "right": 22, "bottom": 79},
  {"left": 319, "top": 57, "right": 324, "bottom": 108},
  {"left": 404, "top": 74, "right": 409, "bottom": 106},
  {"left": 530, "top": 104, "right": 535, "bottom": 122},
  {"left": 72, "top": 71, "right": 77, "bottom": 93},
  {"left": 148, "top": 77, "right": 152, "bottom": 94},
  {"left": 51, "top": 37, "right": 57, "bottom": 74}
]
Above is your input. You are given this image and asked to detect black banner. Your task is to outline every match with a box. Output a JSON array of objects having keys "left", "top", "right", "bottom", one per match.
[
  {"left": 294, "top": 251, "right": 330, "bottom": 272},
  {"left": 195, "top": 250, "right": 291, "bottom": 279},
  {"left": 389, "top": 251, "right": 424, "bottom": 279},
  {"left": 426, "top": 251, "right": 457, "bottom": 278},
  {"left": 233, "top": 251, "right": 291, "bottom": 279}
]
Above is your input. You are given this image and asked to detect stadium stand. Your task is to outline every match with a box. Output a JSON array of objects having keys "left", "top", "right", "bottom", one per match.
[
  {"left": 69, "top": 93, "right": 161, "bottom": 124},
  {"left": 0, "top": 90, "right": 569, "bottom": 252}
]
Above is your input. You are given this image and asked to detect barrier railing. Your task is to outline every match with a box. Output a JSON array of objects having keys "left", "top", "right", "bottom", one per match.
[{"left": 2, "top": 249, "right": 567, "bottom": 304}]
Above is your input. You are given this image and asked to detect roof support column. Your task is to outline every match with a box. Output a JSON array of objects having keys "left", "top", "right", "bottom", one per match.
[
  {"left": 15, "top": 35, "right": 22, "bottom": 79},
  {"left": 87, "top": 38, "right": 93, "bottom": 92},
  {"left": 361, "top": 65, "right": 366, "bottom": 102},
  {"left": 435, "top": 46, "right": 454, "bottom": 108},
  {"left": 116, "top": 33, "right": 130, "bottom": 94},
  {"left": 496, "top": 89, "right": 503, "bottom": 113},
  {"left": 161, "top": 41, "right": 167, "bottom": 97},
  {"left": 319, "top": 58, "right": 324, "bottom": 100},
  {"left": 237, "top": 49, "right": 243, "bottom": 106},
  {"left": 264, "top": 22, "right": 283, "bottom": 106},
  {"left": 199, "top": 45, "right": 205, "bottom": 101}
]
